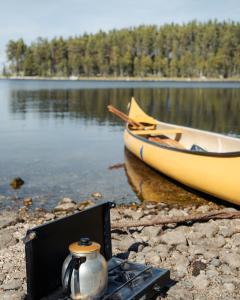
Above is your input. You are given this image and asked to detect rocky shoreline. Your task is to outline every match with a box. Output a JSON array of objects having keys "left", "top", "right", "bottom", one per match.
[{"left": 0, "top": 198, "right": 239, "bottom": 299}]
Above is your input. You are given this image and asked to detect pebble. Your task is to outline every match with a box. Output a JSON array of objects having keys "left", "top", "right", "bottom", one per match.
[
  {"left": 132, "top": 211, "right": 144, "bottom": 221},
  {"left": 0, "top": 228, "right": 17, "bottom": 250},
  {"left": 54, "top": 202, "right": 76, "bottom": 212},
  {"left": 53, "top": 197, "right": 77, "bottom": 212},
  {"left": 210, "top": 236, "right": 226, "bottom": 248},
  {"left": 231, "top": 233, "right": 240, "bottom": 247},
  {"left": 206, "top": 269, "right": 219, "bottom": 278},
  {"left": 167, "top": 285, "right": 194, "bottom": 300},
  {"left": 91, "top": 192, "right": 102, "bottom": 199},
  {"left": 77, "top": 200, "right": 95, "bottom": 211},
  {"left": 112, "top": 235, "right": 135, "bottom": 251},
  {"left": 160, "top": 230, "right": 187, "bottom": 246},
  {"left": 187, "top": 231, "right": 205, "bottom": 244},
  {"left": 0, "top": 291, "right": 25, "bottom": 300},
  {"left": 146, "top": 254, "right": 161, "bottom": 265},
  {"left": 193, "top": 221, "right": 219, "bottom": 238},
  {"left": 2, "top": 279, "right": 22, "bottom": 291},
  {"left": 192, "top": 274, "right": 209, "bottom": 290},
  {"left": 141, "top": 225, "right": 162, "bottom": 238},
  {"left": 191, "top": 261, "right": 207, "bottom": 276},
  {"left": 0, "top": 273, "right": 5, "bottom": 284},
  {"left": 0, "top": 211, "right": 18, "bottom": 229},
  {"left": 221, "top": 253, "right": 240, "bottom": 269},
  {"left": 44, "top": 213, "right": 55, "bottom": 221},
  {"left": 23, "top": 197, "right": 32, "bottom": 207},
  {"left": 219, "top": 226, "right": 235, "bottom": 238},
  {"left": 210, "top": 258, "right": 221, "bottom": 267},
  {"left": 154, "top": 244, "right": 170, "bottom": 259},
  {"left": 141, "top": 246, "right": 152, "bottom": 253},
  {"left": 203, "top": 249, "right": 219, "bottom": 260},
  {"left": 196, "top": 205, "right": 210, "bottom": 213},
  {"left": 223, "top": 283, "right": 235, "bottom": 292}
]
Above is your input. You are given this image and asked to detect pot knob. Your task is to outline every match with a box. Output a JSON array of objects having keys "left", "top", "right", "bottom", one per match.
[{"left": 78, "top": 237, "right": 92, "bottom": 246}]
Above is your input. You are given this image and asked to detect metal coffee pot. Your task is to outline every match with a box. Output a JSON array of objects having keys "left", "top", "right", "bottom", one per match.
[{"left": 62, "top": 237, "right": 108, "bottom": 299}]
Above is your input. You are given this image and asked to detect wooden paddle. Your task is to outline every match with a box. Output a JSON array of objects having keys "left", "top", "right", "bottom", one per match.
[{"left": 107, "top": 105, "right": 145, "bottom": 129}]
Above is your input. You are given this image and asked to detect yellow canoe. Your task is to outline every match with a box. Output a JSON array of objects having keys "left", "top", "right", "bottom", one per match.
[{"left": 124, "top": 97, "right": 240, "bottom": 206}]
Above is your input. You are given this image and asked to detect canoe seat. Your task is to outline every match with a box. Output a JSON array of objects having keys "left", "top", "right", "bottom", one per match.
[
  {"left": 131, "top": 129, "right": 183, "bottom": 136},
  {"left": 148, "top": 137, "right": 185, "bottom": 149}
]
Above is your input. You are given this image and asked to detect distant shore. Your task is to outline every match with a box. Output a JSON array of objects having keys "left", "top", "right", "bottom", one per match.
[{"left": 1, "top": 75, "right": 240, "bottom": 82}]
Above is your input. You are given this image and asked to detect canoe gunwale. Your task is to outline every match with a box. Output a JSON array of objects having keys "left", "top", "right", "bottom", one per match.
[{"left": 126, "top": 128, "right": 240, "bottom": 158}]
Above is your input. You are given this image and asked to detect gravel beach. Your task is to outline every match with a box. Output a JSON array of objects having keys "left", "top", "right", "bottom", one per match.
[{"left": 0, "top": 198, "right": 239, "bottom": 299}]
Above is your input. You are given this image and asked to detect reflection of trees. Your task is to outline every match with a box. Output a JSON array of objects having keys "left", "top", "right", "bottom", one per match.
[{"left": 10, "top": 88, "right": 240, "bottom": 134}]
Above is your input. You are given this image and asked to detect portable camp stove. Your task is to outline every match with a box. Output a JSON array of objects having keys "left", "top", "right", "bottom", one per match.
[
  {"left": 25, "top": 202, "right": 170, "bottom": 300},
  {"left": 45, "top": 257, "right": 169, "bottom": 300}
]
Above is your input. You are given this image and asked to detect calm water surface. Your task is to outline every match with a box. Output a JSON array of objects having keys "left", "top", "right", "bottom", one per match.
[{"left": 1, "top": 79, "right": 240, "bottom": 210}]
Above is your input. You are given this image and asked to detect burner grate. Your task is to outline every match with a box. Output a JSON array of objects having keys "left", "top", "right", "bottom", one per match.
[
  {"left": 102, "top": 258, "right": 170, "bottom": 300},
  {"left": 103, "top": 264, "right": 153, "bottom": 300}
]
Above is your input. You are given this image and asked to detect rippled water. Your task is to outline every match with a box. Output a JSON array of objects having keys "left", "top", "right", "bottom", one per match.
[{"left": 0, "top": 79, "right": 240, "bottom": 210}]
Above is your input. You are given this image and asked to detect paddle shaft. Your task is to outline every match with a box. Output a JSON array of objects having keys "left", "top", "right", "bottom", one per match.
[{"left": 107, "top": 105, "right": 145, "bottom": 129}]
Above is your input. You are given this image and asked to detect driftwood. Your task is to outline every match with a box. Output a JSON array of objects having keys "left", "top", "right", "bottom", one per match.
[
  {"left": 111, "top": 209, "right": 240, "bottom": 229},
  {"left": 108, "top": 163, "right": 125, "bottom": 170}
]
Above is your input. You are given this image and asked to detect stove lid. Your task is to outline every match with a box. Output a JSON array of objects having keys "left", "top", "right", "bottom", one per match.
[{"left": 25, "top": 201, "right": 114, "bottom": 300}]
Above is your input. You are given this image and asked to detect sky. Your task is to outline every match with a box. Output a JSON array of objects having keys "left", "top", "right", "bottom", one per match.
[{"left": 0, "top": 0, "right": 240, "bottom": 66}]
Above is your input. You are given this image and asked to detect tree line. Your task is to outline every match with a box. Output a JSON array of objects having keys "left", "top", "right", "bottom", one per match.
[{"left": 5, "top": 20, "right": 240, "bottom": 78}]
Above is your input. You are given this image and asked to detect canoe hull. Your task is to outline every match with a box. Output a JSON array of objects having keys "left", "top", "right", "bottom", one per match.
[{"left": 124, "top": 129, "right": 240, "bottom": 205}]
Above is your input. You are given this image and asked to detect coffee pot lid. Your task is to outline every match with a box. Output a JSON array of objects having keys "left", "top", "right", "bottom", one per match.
[{"left": 69, "top": 237, "right": 101, "bottom": 255}]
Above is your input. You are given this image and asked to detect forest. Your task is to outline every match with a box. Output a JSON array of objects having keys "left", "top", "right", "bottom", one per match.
[{"left": 5, "top": 20, "right": 240, "bottom": 78}]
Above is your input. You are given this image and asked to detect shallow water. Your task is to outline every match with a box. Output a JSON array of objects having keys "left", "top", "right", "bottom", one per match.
[{"left": 0, "top": 79, "right": 240, "bottom": 210}]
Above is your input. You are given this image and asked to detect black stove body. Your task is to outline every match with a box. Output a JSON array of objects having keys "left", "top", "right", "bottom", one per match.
[{"left": 25, "top": 202, "right": 170, "bottom": 300}]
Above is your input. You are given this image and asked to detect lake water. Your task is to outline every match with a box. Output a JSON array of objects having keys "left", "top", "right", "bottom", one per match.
[{"left": 1, "top": 79, "right": 240, "bottom": 210}]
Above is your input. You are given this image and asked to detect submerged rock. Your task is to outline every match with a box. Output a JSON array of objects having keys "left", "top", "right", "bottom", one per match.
[{"left": 10, "top": 177, "right": 24, "bottom": 190}]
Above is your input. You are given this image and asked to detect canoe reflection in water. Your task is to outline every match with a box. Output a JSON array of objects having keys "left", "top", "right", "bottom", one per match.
[{"left": 124, "top": 148, "right": 216, "bottom": 207}]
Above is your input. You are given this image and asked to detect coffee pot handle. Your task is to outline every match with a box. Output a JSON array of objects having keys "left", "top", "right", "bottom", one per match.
[{"left": 62, "top": 256, "right": 86, "bottom": 295}]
